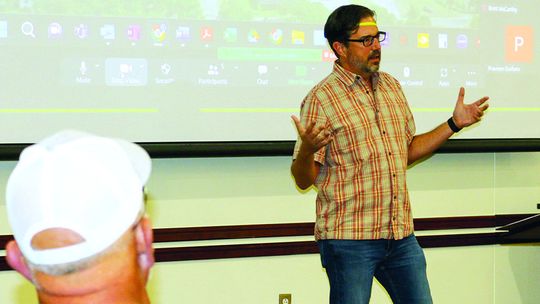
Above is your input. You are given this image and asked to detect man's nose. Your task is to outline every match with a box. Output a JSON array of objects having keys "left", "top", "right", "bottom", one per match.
[{"left": 371, "top": 38, "right": 382, "bottom": 50}]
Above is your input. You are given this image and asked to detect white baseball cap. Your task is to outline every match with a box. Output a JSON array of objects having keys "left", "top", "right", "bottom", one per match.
[{"left": 6, "top": 130, "right": 151, "bottom": 266}]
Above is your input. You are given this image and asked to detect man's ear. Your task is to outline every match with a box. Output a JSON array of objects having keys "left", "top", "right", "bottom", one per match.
[
  {"left": 5, "top": 240, "right": 33, "bottom": 281},
  {"left": 134, "top": 216, "right": 154, "bottom": 280},
  {"left": 332, "top": 41, "right": 347, "bottom": 58}
]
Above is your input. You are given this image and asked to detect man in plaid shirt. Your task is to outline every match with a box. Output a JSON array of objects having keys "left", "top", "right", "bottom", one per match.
[{"left": 291, "top": 5, "right": 489, "bottom": 304}]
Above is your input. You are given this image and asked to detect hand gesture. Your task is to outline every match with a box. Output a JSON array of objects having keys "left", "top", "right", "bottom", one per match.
[
  {"left": 452, "top": 87, "right": 489, "bottom": 129},
  {"left": 292, "top": 115, "right": 333, "bottom": 155}
]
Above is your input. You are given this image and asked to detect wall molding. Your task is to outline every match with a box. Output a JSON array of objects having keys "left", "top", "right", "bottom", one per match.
[{"left": 0, "top": 213, "right": 536, "bottom": 271}]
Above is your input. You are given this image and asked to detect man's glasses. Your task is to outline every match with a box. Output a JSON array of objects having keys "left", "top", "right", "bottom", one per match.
[{"left": 346, "top": 31, "right": 386, "bottom": 47}]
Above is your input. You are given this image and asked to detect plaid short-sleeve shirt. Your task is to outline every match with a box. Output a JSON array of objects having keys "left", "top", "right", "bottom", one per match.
[{"left": 293, "top": 62, "right": 416, "bottom": 240}]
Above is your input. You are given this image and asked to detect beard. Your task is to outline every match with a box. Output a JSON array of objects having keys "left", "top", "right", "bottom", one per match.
[{"left": 351, "top": 49, "right": 381, "bottom": 75}]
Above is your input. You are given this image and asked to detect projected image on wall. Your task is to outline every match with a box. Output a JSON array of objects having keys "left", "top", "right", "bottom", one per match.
[{"left": 0, "top": 0, "right": 537, "bottom": 143}]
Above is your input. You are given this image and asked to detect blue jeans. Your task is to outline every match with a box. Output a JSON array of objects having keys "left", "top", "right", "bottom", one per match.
[{"left": 318, "top": 235, "right": 432, "bottom": 304}]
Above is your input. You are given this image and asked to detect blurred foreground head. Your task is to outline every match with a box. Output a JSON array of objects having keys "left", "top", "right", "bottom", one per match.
[{"left": 5, "top": 130, "right": 154, "bottom": 304}]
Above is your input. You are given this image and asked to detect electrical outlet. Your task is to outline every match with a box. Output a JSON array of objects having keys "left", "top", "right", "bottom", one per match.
[{"left": 279, "top": 294, "right": 292, "bottom": 304}]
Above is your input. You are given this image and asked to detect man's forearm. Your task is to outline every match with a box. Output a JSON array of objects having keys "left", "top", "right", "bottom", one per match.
[
  {"left": 291, "top": 149, "right": 319, "bottom": 190},
  {"left": 408, "top": 120, "right": 454, "bottom": 165}
]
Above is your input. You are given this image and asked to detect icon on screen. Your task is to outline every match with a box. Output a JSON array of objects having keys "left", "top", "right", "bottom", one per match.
[
  {"left": 175, "top": 26, "right": 190, "bottom": 42},
  {"left": 292, "top": 30, "right": 305, "bottom": 45},
  {"left": 403, "top": 66, "right": 411, "bottom": 78},
  {"left": 247, "top": 29, "right": 260, "bottom": 43},
  {"left": 80, "top": 61, "right": 88, "bottom": 76},
  {"left": 440, "top": 68, "right": 448, "bottom": 78},
  {"left": 119, "top": 63, "right": 133, "bottom": 78},
  {"left": 322, "top": 49, "right": 336, "bottom": 62},
  {"left": 161, "top": 63, "right": 171, "bottom": 75},
  {"left": 313, "top": 29, "right": 325, "bottom": 46},
  {"left": 438, "top": 33, "right": 448, "bottom": 48},
  {"left": 74, "top": 24, "right": 89, "bottom": 39},
  {"left": 21, "top": 21, "right": 36, "bottom": 38},
  {"left": 0, "top": 21, "right": 7, "bottom": 39},
  {"left": 100, "top": 24, "right": 115, "bottom": 40},
  {"left": 127, "top": 25, "right": 141, "bottom": 41},
  {"left": 48, "top": 22, "right": 63, "bottom": 39},
  {"left": 176, "top": 26, "right": 190, "bottom": 42},
  {"left": 223, "top": 27, "right": 238, "bottom": 43},
  {"left": 152, "top": 23, "right": 167, "bottom": 43},
  {"left": 417, "top": 33, "right": 429, "bottom": 48},
  {"left": 208, "top": 64, "right": 219, "bottom": 76},
  {"left": 399, "top": 34, "right": 408, "bottom": 46},
  {"left": 505, "top": 26, "right": 534, "bottom": 62},
  {"left": 456, "top": 34, "right": 468, "bottom": 49},
  {"left": 269, "top": 28, "right": 283, "bottom": 45},
  {"left": 105, "top": 58, "right": 148, "bottom": 86},
  {"left": 200, "top": 27, "right": 213, "bottom": 42},
  {"left": 258, "top": 65, "right": 268, "bottom": 75}
]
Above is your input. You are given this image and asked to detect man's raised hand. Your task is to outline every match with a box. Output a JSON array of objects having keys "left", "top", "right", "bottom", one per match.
[
  {"left": 452, "top": 87, "right": 489, "bottom": 129},
  {"left": 292, "top": 115, "right": 333, "bottom": 155}
]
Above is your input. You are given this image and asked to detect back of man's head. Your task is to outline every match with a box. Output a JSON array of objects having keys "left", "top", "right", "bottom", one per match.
[{"left": 5, "top": 130, "right": 154, "bottom": 303}]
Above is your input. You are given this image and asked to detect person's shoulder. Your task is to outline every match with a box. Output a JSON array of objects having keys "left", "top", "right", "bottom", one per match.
[
  {"left": 377, "top": 71, "right": 404, "bottom": 90},
  {"left": 314, "top": 71, "right": 339, "bottom": 89},
  {"left": 378, "top": 71, "right": 400, "bottom": 84},
  {"left": 305, "top": 73, "right": 337, "bottom": 98}
]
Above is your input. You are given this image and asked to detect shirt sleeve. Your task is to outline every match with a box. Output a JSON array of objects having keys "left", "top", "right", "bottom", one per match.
[
  {"left": 292, "top": 92, "right": 327, "bottom": 165},
  {"left": 394, "top": 79, "right": 416, "bottom": 144}
]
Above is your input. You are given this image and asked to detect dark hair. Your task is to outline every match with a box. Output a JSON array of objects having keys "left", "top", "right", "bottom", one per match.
[{"left": 324, "top": 5, "right": 376, "bottom": 56}]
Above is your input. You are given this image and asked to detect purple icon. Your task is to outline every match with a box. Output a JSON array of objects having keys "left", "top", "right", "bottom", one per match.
[
  {"left": 127, "top": 24, "right": 141, "bottom": 41},
  {"left": 456, "top": 34, "right": 468, "bottom": 49},
  {"left": 74, "top": 24, "right": 89, "bottom": 39},
  {"left": 48, "top": 22, "right": 63, "bottom": 39},
  {"left": 176, "top": 26, "right": 190, "bottom": 42}
]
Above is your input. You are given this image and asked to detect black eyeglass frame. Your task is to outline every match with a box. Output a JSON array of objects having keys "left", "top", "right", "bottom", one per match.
[{"left": 346, "top": 31, "right": 386, "bottom": 47}]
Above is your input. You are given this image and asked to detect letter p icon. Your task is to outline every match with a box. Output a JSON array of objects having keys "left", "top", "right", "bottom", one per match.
[{"left": 506, "top": 26, "right": 533, "bottom": 62}]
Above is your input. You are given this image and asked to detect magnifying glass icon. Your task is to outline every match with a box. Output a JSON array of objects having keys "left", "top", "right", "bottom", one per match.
[{"left": 21, "top": 21, "right": 36, "bottom": 38}]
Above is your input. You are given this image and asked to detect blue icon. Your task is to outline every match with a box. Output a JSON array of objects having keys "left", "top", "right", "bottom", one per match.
[
  {"left": 0, "top": 21, "right": 7, "bottom": 38},
  {"left": 100, "top": 24, "right": 115, "bottom": 40}
]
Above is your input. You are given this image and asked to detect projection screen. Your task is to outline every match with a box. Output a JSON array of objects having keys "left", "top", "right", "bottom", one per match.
[{"left": 0, "top": 0, "right": 538, "bottom": 152}]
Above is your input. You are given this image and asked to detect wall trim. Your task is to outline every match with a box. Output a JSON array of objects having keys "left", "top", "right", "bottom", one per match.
[{"left": 0, "top": 213, "right": 536, "bottom": 271}]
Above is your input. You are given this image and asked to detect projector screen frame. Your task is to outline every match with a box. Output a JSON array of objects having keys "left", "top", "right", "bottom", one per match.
[{"left": 1, "top": 139, "right": 540, "bottom": 160}]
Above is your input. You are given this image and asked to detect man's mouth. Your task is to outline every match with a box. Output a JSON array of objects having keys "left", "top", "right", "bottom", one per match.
[{"left": 369, "top": 51, "right": 381, "bottom": 61}]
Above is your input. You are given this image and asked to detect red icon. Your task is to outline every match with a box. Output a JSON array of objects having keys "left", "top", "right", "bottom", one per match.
[
  {"left": 322, "top": 50, "right": 337, "bottom": 62},
  {"left": 200, "top": 27, "right": 213, "bottom": 42}
]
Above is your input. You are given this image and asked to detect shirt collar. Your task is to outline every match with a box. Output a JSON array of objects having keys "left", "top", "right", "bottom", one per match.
[{"left": 333, "top": 61, "right": 380, "bottom": 90}]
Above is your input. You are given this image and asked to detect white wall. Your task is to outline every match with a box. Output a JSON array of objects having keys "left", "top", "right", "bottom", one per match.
[{"left": 1, "top": 152, "right": 540, "bottom": 303}]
